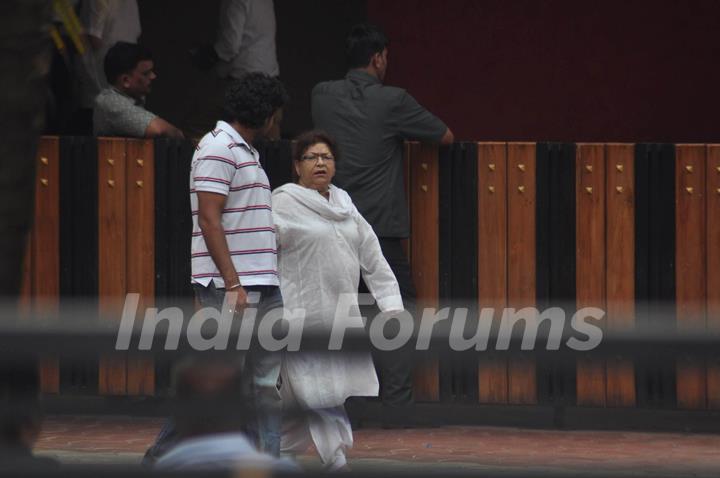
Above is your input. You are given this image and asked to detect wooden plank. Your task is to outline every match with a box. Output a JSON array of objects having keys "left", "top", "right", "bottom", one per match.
[
  {"left": 575, "top": 144, "right": 607, "bottom": 407},
  {"left": 34, "top": 137, "right": 60, "bottom": 393},
  {"left": 506, "top": 142, "right": 537, "bottom": 405},
  {"left": 409, "top": 142, "right": 440, "bottom": 401},
  {"left": 125, "top": 139, "right": 155, "bottom": 396},
  {"left": 97, "top": 138, "right": 128, "bottom": 395},
  {"left": 477, "top": 142, "right": 508, "bottom": 403},
  {"left": 675, "top": 144, "right": 707, "bottom": 409},
  {"left": 605, "top": 143, "right": 636, "bottom": 407},
  {"left": 706, "top": 145, "right": 720, "bottom": 408},
  {"left": 32, "top": 137, "right": 61, "bottom": 307},
  {"left": 19, "top": 233, "right": 33, "bottom": 312}
]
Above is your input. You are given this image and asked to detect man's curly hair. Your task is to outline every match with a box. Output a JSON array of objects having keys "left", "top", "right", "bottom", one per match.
[{"left": 222, "top": 73, "right": 289, "bottom": 129}]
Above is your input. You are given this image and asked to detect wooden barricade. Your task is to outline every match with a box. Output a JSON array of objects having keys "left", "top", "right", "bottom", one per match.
[
  {"left": 21, "top": 137, "right": 61, "bottom": 393},
  {"left": 506, "top": 143, "right": 538, "bottom": 404},
  {"left": 572, "top": 143, "right": 636, "bottom": 408},
  {"left": 407, "top": 142, "right": 441, "bottom": 401},
  {"left": 605, "top": 144, "right": 636, "bottom": 407},
  {"left": 97, "top": 138, "right": 129, "bottom": 395},
  {"left": 97, "top": 138, "right": 155, "bottom": 396},
  {"left": 707, "top": 146, "right": 720, "bottom": 408},
  {"left": 575, "top": 144, "right": 607, "bottom": 406},
  {"left": 477, "top": 143, "right": 509, "bottom": 403},
  {"left": 19, "top": 137, "right": 720, "bottom": 409},
  {"left": 674, "top": 144, "right": 719, "bottom": 410}
]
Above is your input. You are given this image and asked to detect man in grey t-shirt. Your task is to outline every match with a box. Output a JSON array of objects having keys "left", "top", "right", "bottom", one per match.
[
  {"left": 94, "top": 42, "right": 183, "bottom": 138},
  {"left": 311, "top": 24, "right": 453, "bottom": 422}
]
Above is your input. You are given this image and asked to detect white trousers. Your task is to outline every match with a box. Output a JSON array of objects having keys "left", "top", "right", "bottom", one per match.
[{"left": 280, "top": 366, "right": 353, "bottom": 470}]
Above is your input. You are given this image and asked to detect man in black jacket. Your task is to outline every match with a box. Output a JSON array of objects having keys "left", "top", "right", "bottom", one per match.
[{"left": 312, "top": 23, "right": 454, "bottom": 424}]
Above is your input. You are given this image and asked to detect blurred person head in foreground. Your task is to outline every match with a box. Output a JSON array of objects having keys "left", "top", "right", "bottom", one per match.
[
  {"left": 154, "top": 356, "right": 296, "bottom": 472},
  {"left": 0, "top": 358, "right": 57, "bottom": 470}
]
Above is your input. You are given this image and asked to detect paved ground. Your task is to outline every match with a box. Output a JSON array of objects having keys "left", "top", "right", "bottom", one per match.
[{"left": 33, "top": 415, "right": 720, "bottom": 475}]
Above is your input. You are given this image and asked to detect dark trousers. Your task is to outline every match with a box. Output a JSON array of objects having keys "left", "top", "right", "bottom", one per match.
[{"left": 360, "top": 238, "right": 415, "bottom": 408}]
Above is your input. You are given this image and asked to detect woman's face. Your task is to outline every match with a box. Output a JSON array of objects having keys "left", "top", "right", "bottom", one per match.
[{"left": 295, "top": 142, "right": 336, "bottom": 193}]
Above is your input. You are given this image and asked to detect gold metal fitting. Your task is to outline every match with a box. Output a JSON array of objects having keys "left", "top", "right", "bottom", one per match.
[
  {"left": 685, "top": 165, "right": 694, "bottom": 173},
  {"left": 518, "top": 185, "right": 525, "bottom": 193},
  {"left": 585, "top": 164, "right": 593, "bottom": 173},
  {"left": 136, "top": 159, "right": 144, "bottom": 167},
  {"left": 108, "top": 180, "right": 115, "bottom": 188},
  {"left": 40, "top": 157, "right": 49, "bottom": 165},
  {"left": 585, "top": 186, "right": 593, "bottom": 194},
  {"left": 40, "top": 178, "right": 48, "bottom": 187},
  {"left": 136, "top": 180, "right": 144, "bottom": 188},
  {"left": 488, "top": 186, "right": 495, "bottom": 193},
  {"left": 518, "top": 164, "right": 526, "bottom": 172},
  {"left": 488, "top": 163, "right": 496, "bottom": 171},
  {"left": 107, "top": 158, "right": 115, "bottom": 166},
  {"left": 616, "top": 186, "right": 623, "bottom": 193},
  {"left": 686, "top": 186, "right": 693, "bottom": 194},
  {"left": 616, "top": 164, "right": 624, "bottom": 172},
  {"left": 420, "top": 185, "right": 428, "bottom": 192}
]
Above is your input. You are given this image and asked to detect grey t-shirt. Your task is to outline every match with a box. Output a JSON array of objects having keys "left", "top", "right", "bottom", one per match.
[
  {"left": 311, "top": 70, "right": 447, "bottom": 238},
  {"left": 93, "top": 87, "right": 156, "bottom": 137}
]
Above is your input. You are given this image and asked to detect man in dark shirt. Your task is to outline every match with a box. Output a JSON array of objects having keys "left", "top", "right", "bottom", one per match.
[
  {"left": 311, "top": 23, "right": 454, "bottom": 421},
  {"left": 94, "top": 42, "right": 184, "bottom": 139}
]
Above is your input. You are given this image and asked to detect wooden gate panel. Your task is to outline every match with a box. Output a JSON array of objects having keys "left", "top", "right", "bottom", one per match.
[
  {"left": 34, "top": 137, "right": 61, "bottom": 393},
  {"left": 675, "top": 144, "right": 707, "bottom": 409},
  {"left": 409, "top": 142, "right": 440, "bottom": 401},
  {"left": 477, "top": 142, "right": 509, "bottom": 403},
  {"left": 97, "top": 138, "right": 128, "bottom": 396},
  {"left": 125, "top": 139, "right": 155, "bottom": 396},
  {"left": 707, "top": 146, "right": 720, "bottom": 408},
  {"left": 605, "top": 144, "right": 636, "bottom": 407},
  {"left": 507, "top": 142, "right": 537, "bottom": 404},
  {"left": 575, "top": 144, "right": 606, "bottom": 406}
]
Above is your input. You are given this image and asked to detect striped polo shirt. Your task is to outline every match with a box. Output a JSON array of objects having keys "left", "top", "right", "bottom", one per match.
[{"left": 190, "top": 121, "right": 278, "bottom": 288}]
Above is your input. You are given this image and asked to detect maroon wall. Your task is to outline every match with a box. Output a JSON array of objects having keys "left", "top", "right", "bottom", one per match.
[{"left": 368, "top": 0, "right": 720, "bottom": 142}]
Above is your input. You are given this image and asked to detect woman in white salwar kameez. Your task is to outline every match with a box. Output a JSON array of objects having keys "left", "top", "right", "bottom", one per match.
[{"left": 272, "top": 131, "right": 403, "bottom": 471}]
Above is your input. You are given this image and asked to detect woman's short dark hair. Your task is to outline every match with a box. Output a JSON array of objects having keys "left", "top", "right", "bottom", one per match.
[
  {"left": 292, "top": 130, "right": 340, "bottom": 163},
  {"left": 222, "top": 73, "right": 289, "bottom": 129},
  {"left": 346, "top": 23, "right": 388, "bottom": 69},
  {"left": 104, "top": 42, "right": 152, "bottom": 84}
]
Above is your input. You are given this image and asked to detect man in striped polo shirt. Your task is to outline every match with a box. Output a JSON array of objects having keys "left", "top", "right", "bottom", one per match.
[{"left": 190, "top": 72, "right": 288, "bottom": 456}]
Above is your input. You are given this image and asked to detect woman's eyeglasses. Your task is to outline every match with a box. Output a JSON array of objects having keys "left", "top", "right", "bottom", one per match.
[{"left": 300, "top": 153, "right": 335, "bottom": 163}]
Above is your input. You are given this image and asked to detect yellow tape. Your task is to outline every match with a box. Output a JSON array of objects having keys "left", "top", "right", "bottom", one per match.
[
  {"left": 52, "top": 0, "right": 86, "bottom": 55},
  {"left": 50, "top": 26, "right": 66, "bottom": 52}
]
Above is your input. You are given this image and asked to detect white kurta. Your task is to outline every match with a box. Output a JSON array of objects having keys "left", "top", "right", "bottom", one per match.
[{"left": 272, "top": 183, "right": 403, "bottom": 410}]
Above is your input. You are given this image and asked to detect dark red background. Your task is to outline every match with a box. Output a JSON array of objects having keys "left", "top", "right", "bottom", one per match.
[{"left": 367, "top": 0, "right": 720, "bottom": 142}]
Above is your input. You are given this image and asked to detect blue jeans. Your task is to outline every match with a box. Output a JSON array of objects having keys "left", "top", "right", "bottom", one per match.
[{"left": 142, "top": 283, "right": 283, "bottom": 463}]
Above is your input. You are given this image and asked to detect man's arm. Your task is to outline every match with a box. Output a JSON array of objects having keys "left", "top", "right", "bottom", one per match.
[
  {"left": 197, "top": 191, "right": 247, "bottom": 307},
  {"left": 440, "top": 128, "right": 455, "bottom": 145},
  {"left": 214, "top": 0, "right": 249, "bottom": 61},
  {"left": 83, "top": 0, "right": 110, "bottom": 48},
  {"left": 394, "top": 90, "right": 453, "bottom": 145},
  {"left": 145, "top": 117, "right": 185, "bottom": 139},
  {"left": 191, "top": 0, "right": 249, "bottom": 71}
]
